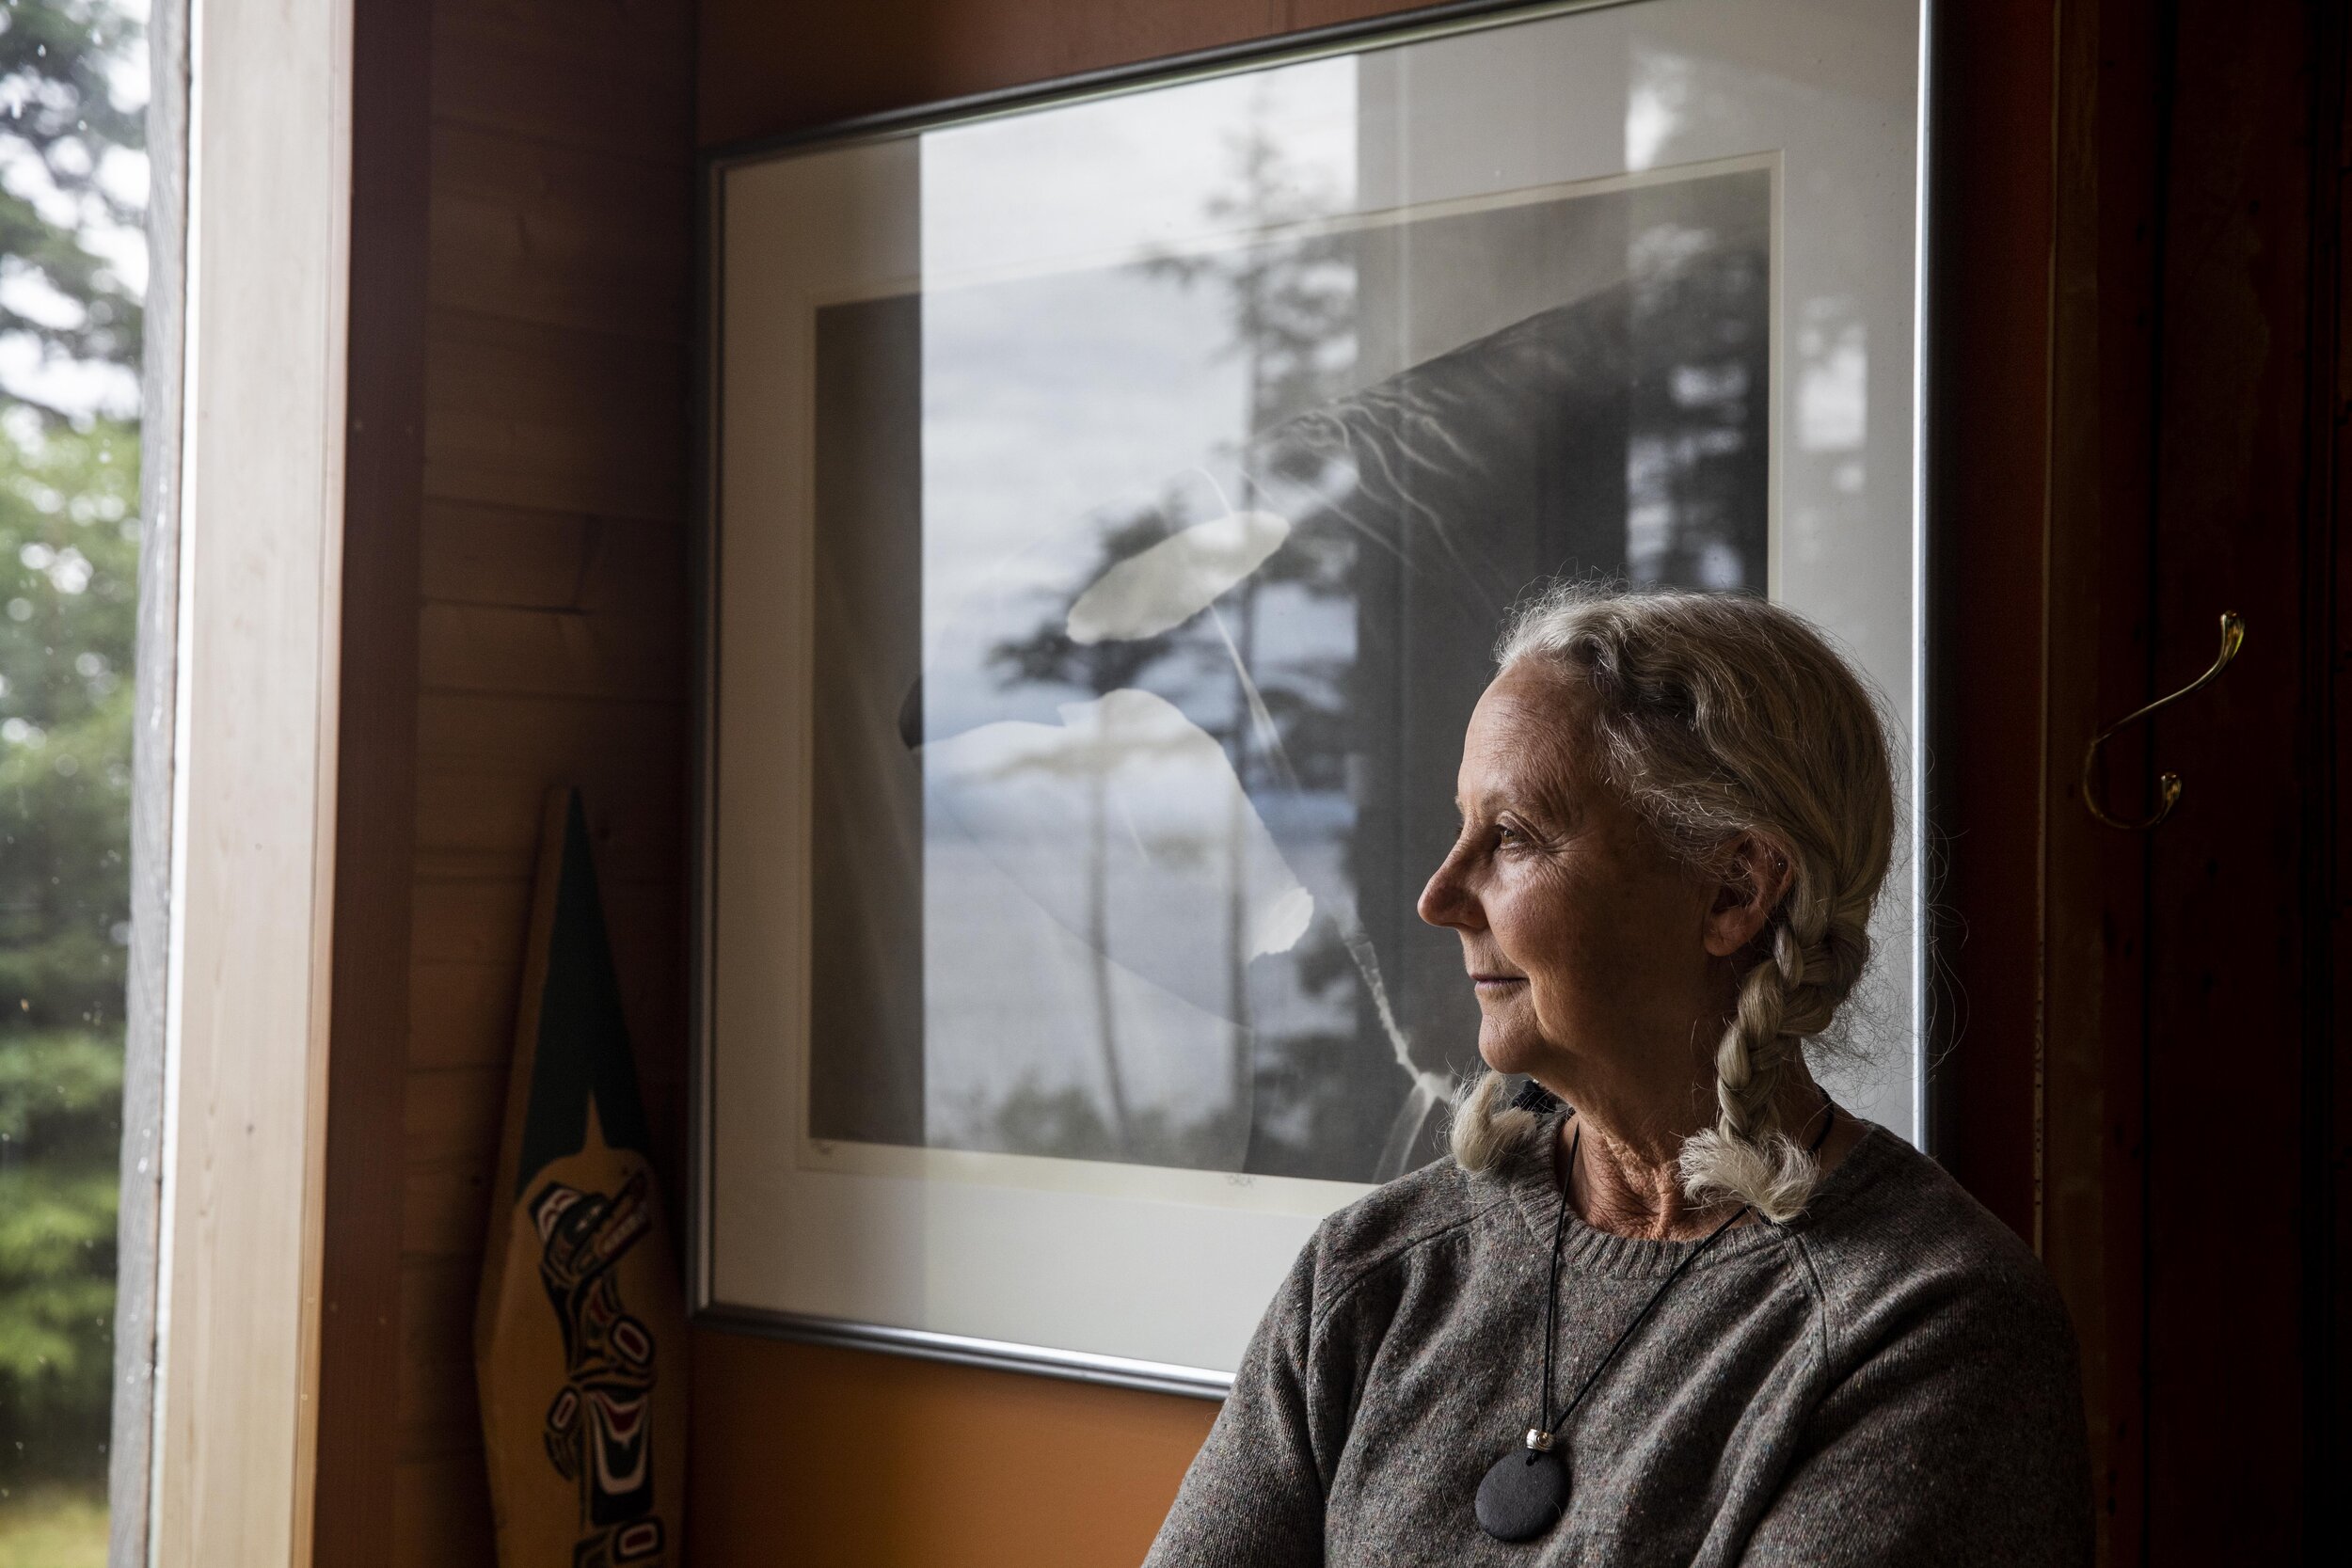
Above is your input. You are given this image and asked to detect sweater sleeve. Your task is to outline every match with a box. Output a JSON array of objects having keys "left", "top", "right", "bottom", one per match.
[
  {"left": 1143, "top": 1239, "right": 1348, "bottom": 1568},
  {"left": 1737, "top": 1265, "right": 2094, "bottom": 1568}
]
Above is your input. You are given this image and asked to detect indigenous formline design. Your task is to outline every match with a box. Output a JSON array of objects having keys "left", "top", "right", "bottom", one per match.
[{"left": 478, "top": 790, "right": 687, "bottom": 1568}]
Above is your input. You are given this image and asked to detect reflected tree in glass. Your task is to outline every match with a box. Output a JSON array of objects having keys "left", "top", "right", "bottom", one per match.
[
  {"left": 977, "top": 120, "right": 1361, "bottom": 1169},
  {"left": 818, "top": 95, "right": 1771, "bottom": 1187}
]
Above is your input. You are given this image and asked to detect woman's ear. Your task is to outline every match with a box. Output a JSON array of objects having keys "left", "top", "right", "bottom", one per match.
[{"left": 1703, "top": 834, "right": 1793, "bottom": 958}]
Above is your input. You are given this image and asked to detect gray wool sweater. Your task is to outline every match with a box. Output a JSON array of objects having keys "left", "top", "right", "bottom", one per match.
[{"left": 1146, "top": 1118, "right": 2092, "bottom": 1567}]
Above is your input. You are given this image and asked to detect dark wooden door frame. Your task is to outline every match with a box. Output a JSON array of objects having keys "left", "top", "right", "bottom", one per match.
[
  {"left": 2306, "top": 12, "right": 2349, "bottom": 1555},
  {"left": 1930, "top": 1, "right": 2345, "bottom": 1561}
]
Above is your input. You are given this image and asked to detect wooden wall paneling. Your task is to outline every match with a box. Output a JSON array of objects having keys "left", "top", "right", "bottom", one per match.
[
  {"left": 312, "top": 0, "right": 433, "bottom": 1562},
  {"left": 407, "top": 1065, "right": 508, "bottom": 1172},
  {"left": 434, "top": 0, "right": 694, "bottom": 161},
  {"left": 400, "top": 0, "right": 695, "bottom": 1561},
  {"left": 418, "top": 689, "right": 691, "bottom": 768},
  {"left": 695, "top": 0, "right": 1438, "bottom": 145},
  {"left": 411, "top": 879, "right": 535, "bottom": 966},
  {"left": 414, "top": 694, "right": 693, "bottom": 903},
  {"left": 421, "top": 500, "right": 687, "bottom": 610},
  {"left": 414, "top": 764, "right": 685, "bottom": 885},
  {"left": 418, "top": 599, "right": 687, "bottom": 701},
  {"left": 408, "top": 958, "right": 524, "bottom": 1069},
  {"left": 394, "top": 1450, "right": 498, "bottom": 1567},
  {"left": 422, "top": 310, "right": 689, "bottom": 520},
  {"left": 688, "top": 1336, "right": 1218, "bottom": 1568},
  {"left": 399, "top": 1256, "right": 486, "bottom": 1457},
  {"left": 2138, "top": 2, "right": 2321, "bottom": 1559},
  {"left": 428, "top": 121, "right": 690, "bottom": 341}
]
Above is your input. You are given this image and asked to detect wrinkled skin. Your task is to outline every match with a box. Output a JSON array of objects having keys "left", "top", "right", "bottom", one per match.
[{"left": 1418, "top": 660, "right": 1857, "bottom": 1239}]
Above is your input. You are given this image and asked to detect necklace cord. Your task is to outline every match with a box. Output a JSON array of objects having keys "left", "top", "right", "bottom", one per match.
[
  {"left": 1534, "top": 1125, "right": 1580, "bottom": 1434},
  {"left": 1532, "top": 1087, "right": 1837, "bottom": 1450},
  {"left": 1537, "top": 1198, "right": 1743, "bottom": 1444}
]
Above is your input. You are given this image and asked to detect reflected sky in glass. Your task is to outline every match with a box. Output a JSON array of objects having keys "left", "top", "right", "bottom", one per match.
[{"left": 803, "top": 55, "right": 1778, "bottom": 1183}]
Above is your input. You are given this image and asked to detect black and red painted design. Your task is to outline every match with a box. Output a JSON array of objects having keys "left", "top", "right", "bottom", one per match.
[
  {"left": 532, "top": 1171, "right": 664, "bottom": 1565},
  {"left": 478, "top": 790, "right": 686, "bottom": 1568}
]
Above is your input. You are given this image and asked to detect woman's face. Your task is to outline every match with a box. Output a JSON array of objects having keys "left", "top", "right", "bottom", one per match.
[{"left": 1417, "top": 661, "right": 1730, "bottom": 1094}]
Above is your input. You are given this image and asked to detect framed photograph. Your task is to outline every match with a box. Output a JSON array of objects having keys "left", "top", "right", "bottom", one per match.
[{"left": 696, "top": 0, "right": 1929, "bottom": 1394}]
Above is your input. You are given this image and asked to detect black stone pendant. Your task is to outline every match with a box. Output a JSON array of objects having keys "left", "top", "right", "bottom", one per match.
[{"left": 1475, "top": 1447, "right": 1570, "bottom": 1542}]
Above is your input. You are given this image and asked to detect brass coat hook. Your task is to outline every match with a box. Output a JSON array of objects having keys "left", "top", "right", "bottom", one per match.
[{"left": 2080, "top": 611, "right": 2246, "bottom": 831}]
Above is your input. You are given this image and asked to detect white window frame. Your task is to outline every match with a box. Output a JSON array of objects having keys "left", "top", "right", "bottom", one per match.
[{"left": 112, "top": 1, "right": 358, "bottom": 1562}]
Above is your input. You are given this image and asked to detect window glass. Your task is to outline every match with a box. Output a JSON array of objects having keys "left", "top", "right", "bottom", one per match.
[{"left": 0, "top": 1, "right": 147, "bottom": 1558}]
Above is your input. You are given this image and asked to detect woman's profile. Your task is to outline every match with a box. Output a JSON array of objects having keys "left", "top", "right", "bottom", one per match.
[{"left": 1145, "top": 583, "right": 2092, "bottom": 1566}]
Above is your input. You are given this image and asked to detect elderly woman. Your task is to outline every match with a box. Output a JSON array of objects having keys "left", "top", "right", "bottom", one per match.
[{"left": 1147, "top": 587, "right": 2090, "bottom": 1566}]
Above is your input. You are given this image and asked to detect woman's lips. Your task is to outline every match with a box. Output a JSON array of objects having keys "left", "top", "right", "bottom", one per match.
[{"left": 1470, "top": 974, "right": 1527, "bottom": 989}]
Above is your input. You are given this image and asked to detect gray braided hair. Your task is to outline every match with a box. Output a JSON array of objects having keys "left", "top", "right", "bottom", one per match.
[{"left": 1446, "top": 584, "right": 1895, "bottom": 1220}]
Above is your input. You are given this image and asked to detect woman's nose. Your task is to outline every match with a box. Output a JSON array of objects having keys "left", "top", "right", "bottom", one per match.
[{"left": 1418, "top": 852, "right": 1480, "bottom": 930}]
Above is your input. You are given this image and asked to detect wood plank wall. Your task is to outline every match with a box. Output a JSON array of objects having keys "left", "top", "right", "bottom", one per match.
[
  {"left": 700, "top": 0, "right": 1431, "bottom": 144},
  {"left": 396, "top": 2, "right": 695, "bottom": 1562},
  {"left": 315, "top": 1, "right": 431, "bottom": 1560}
]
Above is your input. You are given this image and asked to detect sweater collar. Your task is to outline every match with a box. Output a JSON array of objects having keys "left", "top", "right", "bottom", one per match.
[{"left": 1496, "top": 1110, "right": 1899, "bottom": 1278}]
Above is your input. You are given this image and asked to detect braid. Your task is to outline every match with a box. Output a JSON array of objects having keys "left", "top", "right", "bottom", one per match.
[
  {"left": 1678, "top": 873, "right": 1874, "bottom": 1218},
  {"left": 1447, "top": 1067, "right": 1547, "bottom": 1173}
]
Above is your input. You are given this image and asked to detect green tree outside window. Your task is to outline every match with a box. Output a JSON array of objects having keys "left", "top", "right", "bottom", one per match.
[{"left": 1, "top": 2, "right": 146, "bottom": 1551}]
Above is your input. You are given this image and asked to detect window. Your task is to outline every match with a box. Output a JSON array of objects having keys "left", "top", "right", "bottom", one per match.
[{"left": 0, "top": 2, "right": 148, "bottom": 1558}]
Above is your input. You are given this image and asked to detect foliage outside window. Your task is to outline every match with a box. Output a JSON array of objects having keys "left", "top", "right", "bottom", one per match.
[{"left": 0, "top": 0, "right": 146, "bottom": 1559}]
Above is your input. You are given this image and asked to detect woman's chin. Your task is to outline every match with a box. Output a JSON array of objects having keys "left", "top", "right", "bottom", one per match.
[{"left": 1476, "top": 1028, "right": 1547, "bottom": 1080}]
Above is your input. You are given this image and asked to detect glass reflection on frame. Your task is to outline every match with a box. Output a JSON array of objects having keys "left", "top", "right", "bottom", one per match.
[
  {"left": 703, "top": 0, "right": 1926, "bottom": 1385},
  {"left": 808, "top": 104, "right": 1773, "bottom": 1187}
]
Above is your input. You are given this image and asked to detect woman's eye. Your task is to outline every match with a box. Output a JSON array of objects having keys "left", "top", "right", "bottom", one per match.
[{"left": 1495, "top": 823, "right": 1523, "bottom": 846}]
